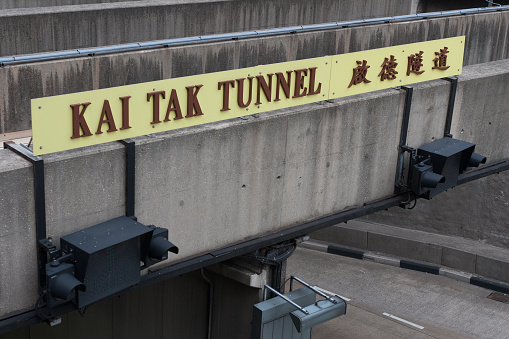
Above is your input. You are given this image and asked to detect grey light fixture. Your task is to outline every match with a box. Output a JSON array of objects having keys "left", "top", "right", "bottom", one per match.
[
  {"left": 42, "top": 216, "right": 178, "bottom": 309},
  {"left": 410, "top": 137, "right": 487, "bottom": 199}
]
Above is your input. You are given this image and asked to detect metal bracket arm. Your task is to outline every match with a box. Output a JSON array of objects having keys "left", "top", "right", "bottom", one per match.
[{"left": 263, "top": 285, "right": 310, "bottom": 315}]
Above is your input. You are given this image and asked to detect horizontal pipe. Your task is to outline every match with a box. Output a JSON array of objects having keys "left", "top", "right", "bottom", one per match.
[
  {"left": 1, "top": 5, "right": 508, "bottom": 66},
  {"left": 263, "top": 285, "right": 309, "bottom": 313}
]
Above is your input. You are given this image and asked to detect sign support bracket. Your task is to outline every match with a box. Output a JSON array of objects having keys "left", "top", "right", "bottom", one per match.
[
  {"left": 119, "top": 139, "right": 136, "bottom": 219},
  {"left": 395, "top": 86, "right": 413, "bottom": 189},
  {"left": 443, "top": 76, "right": 458, "bottom": 138}
]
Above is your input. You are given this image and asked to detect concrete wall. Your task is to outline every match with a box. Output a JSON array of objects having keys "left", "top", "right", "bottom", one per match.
[
  {"left": 420, "top": 0, "right": 509, "bottom": 12},
  {"left": 0, "top": 82, "right": 403, "bottom": 316},
  {"left": 2, "top": 11, "right": 508, "bottom": 134},
  {"left": 0, "top": 0, "right": 138, "bottom": 9},
  {"left": 0, "top": 152, "right": 38, "bottom": 319},
  {"left": 1, "top": 58, "right": 508, "bottom": 318},
  {"left": 0, "top": 0, "right": 414, "bottom": 57},
  {"left": 363, "top": 59, "right": 509, "bottom": 247}
]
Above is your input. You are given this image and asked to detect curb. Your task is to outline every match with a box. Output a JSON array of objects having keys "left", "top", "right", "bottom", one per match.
[{"left": 299, "top": 241, "right": 509, "bottom": 294}]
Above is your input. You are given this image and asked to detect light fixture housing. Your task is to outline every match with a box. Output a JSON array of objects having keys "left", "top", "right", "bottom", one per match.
[
  {"left": 44, "top": 216, "right": 178, "bottom": 309},
  {"left": 290, "top": 295, "right": 346, "bottom": 333},
  {"left": 410, "top": 137, "right": 486, "bottom": 199}
]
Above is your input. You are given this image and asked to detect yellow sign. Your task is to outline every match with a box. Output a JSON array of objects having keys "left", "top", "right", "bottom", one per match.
[{"left": 32, "top": 37, "right": 464, "bottom": 155}]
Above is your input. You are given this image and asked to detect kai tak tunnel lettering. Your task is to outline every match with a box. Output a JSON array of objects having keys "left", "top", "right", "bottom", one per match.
[{"left": 31, "top": 37, "right": 465, "bottom": 155}]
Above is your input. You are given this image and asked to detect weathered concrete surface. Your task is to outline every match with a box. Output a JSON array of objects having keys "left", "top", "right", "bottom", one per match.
[
  {"left": 1, "top": 57, "right": 507, "bottom": 318},
  {"left": 363, "top": 59, "right": 509, "bottom": 247},
  {"left": 311, "top": 220, "right": 509, "bottom": 283},
  {"left": 405, "top": 79, "right": 451, "bottom": 148},
  {"left": 452, "top": 59, "right": 509, "bottom": 163},
  {"left": 0, "top": 0, "right": 136, "bottom": 9},
  {"left": 279, "top": 91, "right": 404, "bottom": 226},
  {"left": 421, "top": 0, "right": 509, "bottom": 12},
  {"left": 135, "top": 89, "right": 404, "bottom": 264},
  {"left": 43, "top": 143, "right": 126, "bottom": 242},
  {"left": 0, "top": 83, "right": 403, "bottom": 317},
  {"left": 0, "top": 0, "right": 414, "bottom": 56},
  {"left": 0, "top": 151, "right": 38, "bottom": 317},
  {"left": 364, "top": 170, "right": 509, "bottom": 247},
  {"left": 2, "top": 11, "right": 509, "bottom": 134},
  {"left": 0, "top": 43, "right": 508, "bottom": 321}
]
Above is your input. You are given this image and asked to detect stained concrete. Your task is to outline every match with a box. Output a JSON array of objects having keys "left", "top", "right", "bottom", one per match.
[
  {"left": 280, "top": 90, "right": 405, "bottom": 226},
  {"left": 310, "top": 219, "right": 509, "bottom": 283},
  {"left": 0, "top": 82, "right": 413, "bottom": 317},
  {"left": 362, "top": 59, "right": 509, "bottom": 248},
  {"left": 43, "top": 143, "right": 126, "bottom": 243},
  {"left": 1, "top": 57, "right": 508, "bottom": 318},
  {"left": 404, "top": 79, "right": 450, "bottom": 148},
  {"left": 0, "top": 0, "right": 414, "bottom": 56},
  {"left": 0, "top": 29, "right": 508, "bottom": 326},
  {"left": 2, "top": 11, "right": 509, "bottom": 134},
  {"left": 0, "top": 150, "right": 38, "bottom": 317},
  {"left": 0, "top": 0, "right": 137, "bottom": 9},
  {"left": 134, "top": 116, "right": 288, "bottom": 260}
]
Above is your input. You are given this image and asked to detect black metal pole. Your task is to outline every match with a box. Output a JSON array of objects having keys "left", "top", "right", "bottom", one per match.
[
  {"left": 119, "top": 139, "right": 136, "bottom": 218},
  {"left": 443, "top": 77, "right": 458, "bottom": 137},
  {"left": 395, "top": 86, "right": 413, "bottom": 188}
]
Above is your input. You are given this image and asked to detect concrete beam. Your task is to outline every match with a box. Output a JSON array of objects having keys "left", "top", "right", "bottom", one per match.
[
  {"left": 0, "top": 79, "right": 396, "bottom": 318},
  {"left": 0, "top": 57, "right": 508, "bottom": 319},
  {"left": 0, "top": 0, "right": 414, "bottom": 57},
  {"left": 0, "top": 0, "right": 134, "bottom": 10},
  {"left": 0, "top": 150, "right": 38, "bottom": 316}
]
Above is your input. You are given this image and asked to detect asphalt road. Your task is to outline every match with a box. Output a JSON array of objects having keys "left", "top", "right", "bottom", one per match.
[{"left": 286, "top": 247, "right": 509, "bottom": 339}]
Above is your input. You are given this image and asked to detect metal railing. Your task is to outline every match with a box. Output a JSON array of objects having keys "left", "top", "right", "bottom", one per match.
[{"left": 1, "top": 5, "right": 508, "bottom": 66}]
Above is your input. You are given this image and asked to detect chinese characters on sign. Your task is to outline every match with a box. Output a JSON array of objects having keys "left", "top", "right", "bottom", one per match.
[
  {"left": 433, "top": 47, "right": 450, "bottom": 70},
  {"left": 407, "top": 51, "right": 425, "bottom": 75},
  {"left": 348, "top": 60, "right": 371, "bottom": 88},
  {"left": 348, "top": 47, "right": 452, "bottom": 87},
  {"left": 378, "top": 55, "right": 398, "bottom": 81}
]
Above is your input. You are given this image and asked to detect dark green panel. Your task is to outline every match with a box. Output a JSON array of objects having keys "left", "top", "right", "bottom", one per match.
[
  {"left": 162, "top": 271, "right": 209, "bottom": 339},
  {"left": 211, "top": 271, "right": 262, "bottom": 339},
  {"left": 0, "top": 326, "right": 29, "bottom": 339},
  {"left": 30, "top": 313, "right": 69, "bottom": 339},
  {"left": 112, "top": 290, "right": 140, "bottom": 339},
  {"left": 136, "top": 281, "right": 164, "bottom": 339},
  {"left": 67, "top": 299, "right": 113, "bottom": 339}
]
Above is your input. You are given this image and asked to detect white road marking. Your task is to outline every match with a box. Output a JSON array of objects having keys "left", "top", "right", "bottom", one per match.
[
  {"left": 312, "top": 285, "right": 351, "bottom": 301},
  {"left": 383, "top": 312, "right": 424, "bottom": 329}
]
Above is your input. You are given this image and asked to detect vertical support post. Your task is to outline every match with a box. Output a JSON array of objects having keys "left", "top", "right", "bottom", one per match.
[
  {"left": 3, "top": 142, "right": 47, "bottom": 293},
  {"left": 119, "top": 139, "right": 136, "bottom": 218},
  {"left": 443, "top": 77, "right": 458, "bottom": 138},
  {"left": 395, "top": 86, "right": 413, "bottom": 188}
]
